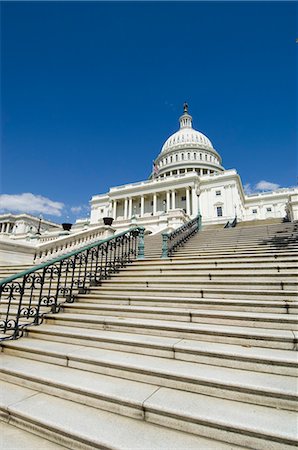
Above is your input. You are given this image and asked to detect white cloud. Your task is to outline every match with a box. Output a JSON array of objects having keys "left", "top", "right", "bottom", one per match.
[
  {"left": 0, "top": 193, "right": 64, "bottom": 217},
  {"left": 244, "top": 180, "right": 281, "bottom": 195},
  {"left": 243, "top": 183, "right": 252, "bottom": 194},
  {"left": 255, "top": 180, "right": 280, "bottom": 191},
  {"left": 71, "top": 206, "right": 83, "bottom": 214}
]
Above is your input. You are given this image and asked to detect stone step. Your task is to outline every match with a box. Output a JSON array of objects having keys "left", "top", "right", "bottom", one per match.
[
  {"left": 44, "top": 313, "right": 296, "bottom": 349},
  {"left": 0, "top": 419, "right": 67, "bottom": 450},
  {"left": 180, "top": 242, "right": 298, "bottom": 249},
  {"left": 2, "top": 339, "right": 297, "bottom": 411},
  {"left": 1, "top": 359, "right": 297, "bottom": 450},
  {"left": 98, "top": 280, "right": 298, "bottom": 291},
  {"left": 121, "top": 265, "right": 298, "bottom": 272},
  {"left": 90, "top": 285, "right": 298, "bottom": 299},
  {"left": 123, "top": 264, "right": 298, "bottom": 274},
  {"left": 175, "top": 248, "right": 298, "bottom": 257},
  {"left": 103, "top": 273, "right": 298, "bottom": 282},
  {"left": 75, "top": 295, "right": 298, "bottom": 312},
  {"left": 136, "top": 255, "right": 298, "bottom": 264},
  {"left": 27, "top": 324, "right": 298, "bottom": 376},
  {"left": 61, "top": 303, "right": 298, "bottom": 330},
  {"left": 0, "top": 380, "right": 238, "bottom": 450},
  {"left": 5, "top": 296, "right": 298, "bottom": 314}
]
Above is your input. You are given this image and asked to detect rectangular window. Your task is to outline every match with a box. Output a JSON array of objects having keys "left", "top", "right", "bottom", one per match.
[
  {"left": 181, "top": 196, "right": 186, "bottom": 201},
  {"left": 252, "top": 209, "right": 257, "bottom": 214},
  {"left": 267, "top": 207, "right": 272, "bottom": 212},
  {"left": 216, "top": 190, "right": 221, "bottom": 196},
  {"left": 216, "top": 206, "right": 223, "bottom": 217}
]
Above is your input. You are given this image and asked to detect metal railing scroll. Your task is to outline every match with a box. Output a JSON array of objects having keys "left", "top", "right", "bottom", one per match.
[
  {"left": 162, "top": 214, "right": 202, "bottom": 258},
  {"left": 0, "top": 227, "right": 144, "bottom": 341}
]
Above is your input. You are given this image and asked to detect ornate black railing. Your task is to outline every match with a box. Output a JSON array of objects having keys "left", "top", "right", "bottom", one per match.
[
  {"left": 0, "top": 227, "right": 144, "bottom": 341},
  {"left": 162, "top": 214, "right": 202, "bottom": 258}
]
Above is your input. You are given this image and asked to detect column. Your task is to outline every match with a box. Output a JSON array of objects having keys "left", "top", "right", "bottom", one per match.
[
  {"left": 200, "top": 169, "right": 203, "bottom": 176},
  {"left": 153, "top": 193, "right": 157, "bottom": 215},
  {"left": 140, "top": 196, "right": 145, "bottom": 217},
  {"left": 171, "top": 190, "right": 176, "bottom": 210},
  {"left": 5, "top": 223, "right": 9, "bottom": 233},
  {"left": 128, "top": 198, "right": 133, "bottom": 218},
  {"left": 186, "top": 187, "right": 191, "bottom": 216},
  {"left": 124, "top": 198, "right": 128, "bottom": 219},
  {"left": 113, "top": 200, "right": 117, "bottom": 219},
  {"left": 166, "top": 191, "right": 171, "bottom": 212},
  {"left": 192, "top": 187, "right": 197, "bottom": 216}
]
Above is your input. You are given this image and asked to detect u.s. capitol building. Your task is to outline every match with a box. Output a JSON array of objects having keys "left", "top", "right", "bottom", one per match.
[{"left": 87, "top": 104, "right": 297, "bottom": 233}]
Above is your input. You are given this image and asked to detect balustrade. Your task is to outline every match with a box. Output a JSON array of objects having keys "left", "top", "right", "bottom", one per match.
[
  {"left": 0, "top": 227, "right": 144, "bottom": 341},
  {"left": 35, "top": 225, "right": 111, "bottom": 263}
]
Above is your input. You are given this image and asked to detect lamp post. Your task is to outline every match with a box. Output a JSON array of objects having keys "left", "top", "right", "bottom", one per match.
[
  {"left": 163, "top": 200, "right": 166, "bottom": 214},
  {"left": 36, "top": 215, "right": 43, "bottom": 235}
]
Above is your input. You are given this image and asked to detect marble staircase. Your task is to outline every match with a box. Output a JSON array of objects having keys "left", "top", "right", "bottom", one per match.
[{"left": 0, "top": 221, "right": 297, "bottom": 449}]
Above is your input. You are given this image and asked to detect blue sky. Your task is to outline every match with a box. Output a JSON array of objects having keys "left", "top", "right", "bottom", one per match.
[{"left": 1, "top": 1, "right": 297, "bottom": 223}]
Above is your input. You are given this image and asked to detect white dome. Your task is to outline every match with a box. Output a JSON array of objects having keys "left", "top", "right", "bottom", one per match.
[
  {"left": 161, "top": 128, "right": 213, "bottom": 154},
  {"left": 152, "top": 103, "right": 224, "bottom": 179}
]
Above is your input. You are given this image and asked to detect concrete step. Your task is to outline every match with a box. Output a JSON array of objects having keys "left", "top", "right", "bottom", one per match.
[
  {"left": 27, "top": 324, "right": 298, "bottom": 376},
  {"left": 2, "top": 339, "right": 297, "bottom": 411},
  {"left": 44, "top": 313, "right": 297, "bottom": 349},
  {"left": 1, "top": 358, "right": 297, "bottom": 450},
  {"left": 61, "top": 303, "right": 298, "bottom": 330},
  {"left": 1, "top": 380, "right": 239, "bottom": 450}
]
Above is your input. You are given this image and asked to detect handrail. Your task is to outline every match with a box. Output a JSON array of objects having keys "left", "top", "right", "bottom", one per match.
[
  {"left": 162, "top": 214, "right": 202, "bottom": 258},
  {"left": 0, "top": 226, "right": 145, "bottom": 341},
  {"left": 224, "top": 217, "right": 237, "bottom": 229}
]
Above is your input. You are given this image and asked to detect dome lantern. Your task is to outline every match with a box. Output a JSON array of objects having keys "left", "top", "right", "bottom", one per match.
[{"left": 179, "top": 102, "right": 193, "bottom": 129}]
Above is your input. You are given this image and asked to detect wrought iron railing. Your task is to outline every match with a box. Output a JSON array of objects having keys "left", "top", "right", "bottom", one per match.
[
  {"left": 0, "top": 227, "right": 144, "bottom": 341},
  {"left": 162, "top": 214, "right": 202, "bottom": 258},
  {"left": 224, "top": 217, "right": 237, "bottom": 228}
]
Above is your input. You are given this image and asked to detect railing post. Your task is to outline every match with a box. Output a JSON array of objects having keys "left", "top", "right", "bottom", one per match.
[
  {"left": 137, "top": 227, "right": 145, "bottom": 259},
  {"left": 197, "top": 213, "right": 202, "bottom": 230},
  {"left": 161, "top": 233, "right": 169, "bottom": 258}
]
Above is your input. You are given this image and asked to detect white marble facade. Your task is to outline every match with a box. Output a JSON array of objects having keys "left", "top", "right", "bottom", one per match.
[
  {"left": 0, "top": 213, "right": 61, "bottom": 237},
  {"left": 88, "top": 104, "right": 297, "bottom": 234}
]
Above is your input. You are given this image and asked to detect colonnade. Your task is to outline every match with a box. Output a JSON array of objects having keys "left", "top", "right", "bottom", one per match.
[
  {"left": 159, "top": 168, "right": 213, "bottom": 178},
  {"left": 0, "top": 222, "right": 14, "bottom": 233},
  {"left": 111, "top": 186, "right": 198, "bottom": 220}
]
